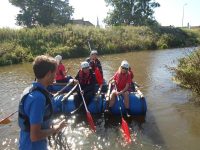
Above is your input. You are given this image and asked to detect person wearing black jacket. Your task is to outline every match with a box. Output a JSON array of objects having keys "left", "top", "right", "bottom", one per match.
[
  {"left": 86, "top": 50, "right": 103, "bottom": 77},
  {"left": 75, "top": 61, "right": 96, "bottom": 105}
]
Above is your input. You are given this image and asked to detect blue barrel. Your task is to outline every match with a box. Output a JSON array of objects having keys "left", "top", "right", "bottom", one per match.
[
  {"left": 111, "top": 93, "right": 147, "bottom": 115},
  {"left": 88, "top": 95, "right": 106, "bottom": 114},
  {"left": 52, "top": 95, "right": 63, "bottom": 113},
  {"left": 52, "top": 94, "right": 76, "bottom": 114},
  {"left": 61, "top": 95, "right": 76, "bottom": 114}
]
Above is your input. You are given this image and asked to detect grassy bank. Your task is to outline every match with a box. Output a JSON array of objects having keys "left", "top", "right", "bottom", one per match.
[
  {"left": 0, "top": 25, "right": 200, "bottom": 66},
  {"left": 172, "top": 48, "right": 200, "bottom": 97}
]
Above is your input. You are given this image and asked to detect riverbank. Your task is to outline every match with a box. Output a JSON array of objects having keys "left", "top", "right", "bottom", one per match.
[
  {"left": 172, "top": 47, "right": 200, "bottom": 99},
  {"left": 0, "top": 25, "right": 200, "bottom": 66}
]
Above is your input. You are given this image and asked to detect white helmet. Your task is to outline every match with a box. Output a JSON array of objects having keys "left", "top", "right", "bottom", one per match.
[
  {"left": 90, "top": 50, "right": 98, "bottom": 55},
  {"left": 55, "top": 55, "right": 62, "bottom": 62},
  {"left": 121, "top": 60, "right": 129, "bottom": 69},
  {"left": 81, "top": 61, "right": 89, "bottom": 69}
]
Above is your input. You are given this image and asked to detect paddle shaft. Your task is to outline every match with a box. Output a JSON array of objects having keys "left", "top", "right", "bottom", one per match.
[
  {"left": 61, "top": 84, "right": 78, "bottom": 102},
  {"left": 87, "top": 40, "right": 92, "bottom": 51},
  {"left": 114, "top": 84, "right": 131, "bottom": 142},
  {"left": 54, "top": 80, "right": 73, "bottom": 97},
  {"left": 78, "top": 83, "right": 89, "bottom": 112},
  {"left": 0, "top": 110, "right": 18, "bottom": 123},
  {"left": 106, "top": 83, "right": 112, "bottom": 101}
]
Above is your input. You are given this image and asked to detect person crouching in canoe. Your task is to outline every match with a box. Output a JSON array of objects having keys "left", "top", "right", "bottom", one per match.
[
  {"left": 86, "top": 50, "right": 103, "bottom": 94},
  {"left": 105, "top": 60, "right": 132, "bottom": 117},
  {"left": 75, "top": 61, "right": 96, "bottom": 105},
  {"left": 55, "top": 54, "right": 72, "bottom": 83}
]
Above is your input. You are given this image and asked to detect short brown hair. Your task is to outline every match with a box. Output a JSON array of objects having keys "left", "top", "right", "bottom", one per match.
[{"left": 33, "top": 55, "right": 57, "bottom": 79}]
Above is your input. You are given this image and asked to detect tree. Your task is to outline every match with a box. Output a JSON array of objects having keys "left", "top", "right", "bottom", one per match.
[
  {"left": 104, "top": 0, "right": 160, "bottom": 26},
  {"left": 9, "top": 0, "right": 74, "bottom": 27}
]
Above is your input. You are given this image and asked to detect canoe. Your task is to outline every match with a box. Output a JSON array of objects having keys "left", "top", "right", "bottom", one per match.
[{"left": 52, "top": 89, "right": 147, "bottom": 116}]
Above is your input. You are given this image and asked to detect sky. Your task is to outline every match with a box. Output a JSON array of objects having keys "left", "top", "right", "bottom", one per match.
[{"left": 0, "top": 0, "right": 200, "bottom": 28}]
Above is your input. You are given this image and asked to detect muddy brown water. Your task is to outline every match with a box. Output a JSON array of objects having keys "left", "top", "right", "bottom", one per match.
[{"left": 0, "top": 47, "right": 200, "bottom": 150}]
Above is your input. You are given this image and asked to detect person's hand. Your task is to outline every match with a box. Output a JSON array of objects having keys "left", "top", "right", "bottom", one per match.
[
  {"left": 116, "top": 91, "right": 123, "bottom": 95},
  {"left": 96, "top": 90, "right": 101, "bottom": 96},
  {"left": 80, "top": 90, "right": 84, "bottom": 94},
  {"left": 53, "top": 119, "right": 67, "bottom": 133},
  {"left": 73, "top": 79, "right": 79, "bottom": 84},
  {"left": 108, "top": 79, "right": 112, "bottom": 84}
]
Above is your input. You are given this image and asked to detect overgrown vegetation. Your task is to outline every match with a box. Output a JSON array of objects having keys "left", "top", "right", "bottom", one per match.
[
  {"left": 0, "top": 25, "right": 200, "bottom": 66},
  {"left": 172, "top": 48, "right": 200, "bottom": 97}
]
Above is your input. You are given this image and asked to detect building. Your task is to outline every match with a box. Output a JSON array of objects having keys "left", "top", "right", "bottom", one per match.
[{"left": 70, "top": 18, "right": 94, "bottom": 26}]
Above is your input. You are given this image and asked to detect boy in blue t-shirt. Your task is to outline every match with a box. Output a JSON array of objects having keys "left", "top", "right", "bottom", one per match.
[{"left": 18, "top": 55, "right": 67, "bottom": 150}]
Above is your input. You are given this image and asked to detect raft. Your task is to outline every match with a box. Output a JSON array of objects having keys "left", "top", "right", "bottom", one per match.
[
  {"left": 52, "top": 90, "right": 147, "bottom": 116},
  {"left": 48, "top": 79, "right": 108, "bottom": 93}
]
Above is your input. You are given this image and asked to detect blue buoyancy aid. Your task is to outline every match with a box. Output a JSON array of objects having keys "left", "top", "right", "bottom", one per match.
[{"left": 18, "top": 86, "right": 53, "bottom": 132}]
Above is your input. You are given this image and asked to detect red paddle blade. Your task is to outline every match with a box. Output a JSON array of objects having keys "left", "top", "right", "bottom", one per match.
[
  {"left": 86, "top": 111, "right": 96, "bottom": 132},
  {"left": 121, "top": 117, "right": 131, "bottom": 143}
]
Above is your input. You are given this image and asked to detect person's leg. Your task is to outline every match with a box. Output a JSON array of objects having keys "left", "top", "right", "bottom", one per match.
[
  {"left": 123, "top": 91, "right": 131, "bottom": 117},
  {"left": 123, "top": 91, "right": 129, "bottom": 109},
  {"left": 109, "top": 90, "right": 117, "bottom": 107},
  {"left": 104, "top": 90, "right": 116, "bottom": 113}
]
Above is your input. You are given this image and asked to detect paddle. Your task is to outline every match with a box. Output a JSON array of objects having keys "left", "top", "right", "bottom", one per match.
[
  {"left": 133, "top": 82, "right": 144, "bottom": 98},
  {"left": 61, "top": 83, "right": 78, "bottom": 102},
  {"left": 87, "top": 40, "right": 92, "bottom": 51},
  {"left": 54, "top": 79, "right": 74, "bottom": 97},
  {"left": 0, "top": 110, "right": 18, "bottom": 124},
  {"left": 106, "top": 82, "right": 112, "bottom": 102},
  {"left": 78, "top": 83, "right": 96, "bottom": 132},
  {"left": 115, "top": 84, "right": 131, "bottom": 143}
]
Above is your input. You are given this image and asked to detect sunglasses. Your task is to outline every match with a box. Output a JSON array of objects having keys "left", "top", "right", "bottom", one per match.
[{"left": 121, "top": 66, "right": 128, "bottom": 70}]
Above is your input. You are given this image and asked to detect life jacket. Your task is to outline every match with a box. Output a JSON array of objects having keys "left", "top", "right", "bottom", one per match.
[
  {"left": 78, "top": 69, "right": 93, "bottom": 85},
  {"left": 114, "top": 72, "right": 131, "bottom": 91},
  {"left": 18, "top": 86, "right": 53, "bottom": 132},
  {"left": 94, "top": 67, "right": 103, "bottom": 86},
  {"left": 56, "top": 64, "right": 65, "bottom": 80}
]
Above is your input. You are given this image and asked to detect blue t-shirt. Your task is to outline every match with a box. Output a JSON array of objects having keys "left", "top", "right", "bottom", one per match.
[{"left": 19, "top": 82, "right": 51, "bottom": 150}]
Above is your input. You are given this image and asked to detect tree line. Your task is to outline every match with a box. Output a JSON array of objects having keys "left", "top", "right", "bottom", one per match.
[{"left": 9, "top": 0, "right": 160, "bottom": 27}]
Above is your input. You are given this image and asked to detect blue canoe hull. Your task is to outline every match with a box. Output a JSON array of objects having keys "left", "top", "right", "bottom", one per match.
[{"left": 52, "top": 92, "right": 147, "bottom": 116}]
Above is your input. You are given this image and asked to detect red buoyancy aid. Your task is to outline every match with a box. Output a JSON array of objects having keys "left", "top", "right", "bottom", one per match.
[
  {"left": 94, "top": 67, "right": 103, "bottom": 86},
  {"left": 56, "top": 64, "right": 65, "bottom": 80},
  {"left": 114, "top": 72, "right": 131, "bottom": 91},
  {"left": 78, "top": 69, "right": 93, "bottom": 85}
]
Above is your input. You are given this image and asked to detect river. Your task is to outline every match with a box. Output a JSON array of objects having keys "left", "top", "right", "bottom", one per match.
[{"left": 0, "top": 47, "right": 200, "bottom": 150}]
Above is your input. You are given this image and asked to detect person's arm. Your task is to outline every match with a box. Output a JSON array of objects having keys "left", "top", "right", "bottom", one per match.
[
  {"left": 30, "top": 120, "right": 66, "bottom": 142},
  {"left": 118, "top": 83, "right": 129, "bottom": 95},
  {"left": 109, "top": 72, "right": 118, "bottom": 83},
  {"left": 28, "top": 93, "right": 66, "bottom": 142},
  {"left": 97, "top": 84, "right": 103, "bottom": 95}
]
